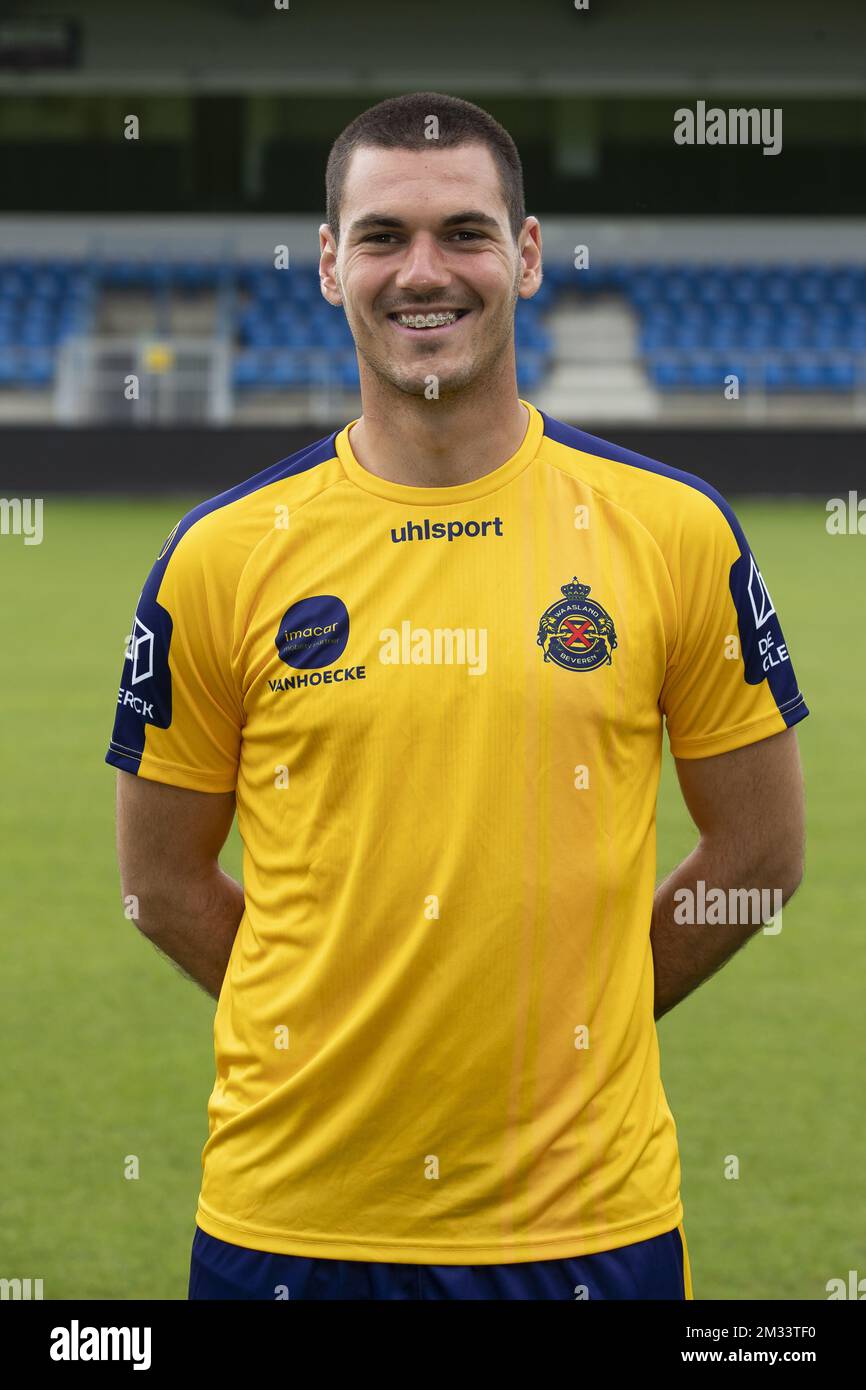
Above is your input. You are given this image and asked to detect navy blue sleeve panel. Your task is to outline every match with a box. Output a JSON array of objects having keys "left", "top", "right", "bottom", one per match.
[{"left": 107, "top": 576, "right": 175, "bottom": 776}]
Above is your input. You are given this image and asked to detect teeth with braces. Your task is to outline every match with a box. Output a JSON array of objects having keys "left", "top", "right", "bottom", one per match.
[{"left": 395, "top": 311, "right": 461, "bottom": 328}]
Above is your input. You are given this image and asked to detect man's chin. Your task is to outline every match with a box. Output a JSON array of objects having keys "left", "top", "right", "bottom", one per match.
[
  {"left": 368, "top": 358, "right": 482, "bottom": 399},
  {"left": 399, "top": 369, "right": 479, "bottom": 398}
]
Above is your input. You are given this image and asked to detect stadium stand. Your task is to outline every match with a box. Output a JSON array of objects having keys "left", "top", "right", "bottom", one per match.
[
  {"left": 2, "top": 250, "right": 864, "bottom": 424},
  {"left": 0, "top": 260, "right": 97, "bottom": 390}
]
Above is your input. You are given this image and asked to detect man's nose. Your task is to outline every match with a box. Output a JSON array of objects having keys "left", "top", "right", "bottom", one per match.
[{"left": 394, "top": 234, "right": 451, "bottom": 293}]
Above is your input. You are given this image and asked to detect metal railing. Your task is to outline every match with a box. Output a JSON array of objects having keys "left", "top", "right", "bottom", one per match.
[{"left": 54, "top": 335, "right": 232, "bottom": 424}]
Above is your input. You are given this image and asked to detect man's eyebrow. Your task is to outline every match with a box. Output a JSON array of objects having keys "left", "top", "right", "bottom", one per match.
[
  {"left": 347, "top": 210, "right": 502, "bottom": 236},
  {"left": 441, "top": 211, "right": 501, "bottom": 230}
]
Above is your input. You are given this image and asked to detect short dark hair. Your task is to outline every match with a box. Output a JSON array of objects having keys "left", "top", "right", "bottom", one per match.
[{"left": 325, "top": 92, "right": 526, "bottom": 243}]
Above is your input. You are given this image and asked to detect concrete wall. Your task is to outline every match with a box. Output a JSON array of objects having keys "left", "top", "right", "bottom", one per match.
[
  {"left": 2, "top": 214, "right": 865, "bottom": 265},
  {"left": 2, "top": 424, "right": 863, "bottom": 496}
]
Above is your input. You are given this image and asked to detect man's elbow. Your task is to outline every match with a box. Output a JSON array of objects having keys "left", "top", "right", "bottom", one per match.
[
  {"left": 119, "top": 880, "right": 172, "bottom": 940},
  {"left": 770, "top": 847, "right": 805, "bottom": 904},
  {"left": 731, "top": 830, "right": 804, "bottom": 907},
  {"left": 118, "top": 871, "right": 205, "bottom": 943},
  {"left": 118, "top": 856, "right": 226, "bottom": 945}
]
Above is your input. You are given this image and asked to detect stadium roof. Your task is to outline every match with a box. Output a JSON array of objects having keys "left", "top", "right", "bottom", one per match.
[{"left": 2, "top": 0, "right": 865, "bottom": 96}]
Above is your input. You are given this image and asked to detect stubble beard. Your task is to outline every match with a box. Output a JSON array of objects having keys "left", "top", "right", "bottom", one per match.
[{"left": 345, "top": 273, "right": 521, "bottom": 401}]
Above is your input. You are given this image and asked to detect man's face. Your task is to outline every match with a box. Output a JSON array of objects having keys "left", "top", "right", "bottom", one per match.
[{"left": 320, "top": 142, "right": 541, "bottom": 398}]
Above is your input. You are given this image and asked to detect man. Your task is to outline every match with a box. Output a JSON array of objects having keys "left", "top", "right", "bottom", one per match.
[{"left": 107, "top": 92, "right": 808, "bottom": 1301}]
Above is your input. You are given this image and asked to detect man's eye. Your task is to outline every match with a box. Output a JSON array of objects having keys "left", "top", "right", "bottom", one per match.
[{"left": 361, "top": 230, "right": 483, "bottom": 244}]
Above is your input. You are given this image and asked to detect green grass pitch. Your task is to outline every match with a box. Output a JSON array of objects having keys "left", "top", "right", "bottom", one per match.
[{"left": 0, "top": 492, "right": 861, "bottom": 1299}]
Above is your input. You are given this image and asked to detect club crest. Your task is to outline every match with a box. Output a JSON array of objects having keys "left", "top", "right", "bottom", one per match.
[{"left": 536, "top": 577, "right": 618, "bottom": 672}]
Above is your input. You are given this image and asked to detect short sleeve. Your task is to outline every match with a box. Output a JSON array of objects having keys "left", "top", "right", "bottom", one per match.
[
  {"left": 660, "top": 487, "right": 809, "bottom": 759},
  {"left": 105, "top": 514, "right": 242, "bottom": 792}
]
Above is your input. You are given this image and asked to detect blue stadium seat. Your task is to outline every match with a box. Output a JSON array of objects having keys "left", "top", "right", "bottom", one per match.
[
  {"left": 649, "top": 357, "right": 686, "bottom": 390},
  {"left": 708, "top": 325, "right": 737, "bottom": 351},
  {"left": 762, "top": 358, "right": 790, "bottom": 392},
  {"left": 791, "top": 355, "right": 823, "bottom": 391},
  {"left": 268, "top": 353, "right": 303, "bottom": 387},
  {"left": 233, "top": 350, "right": 263, "bottom": 389},
  {"left": 18, "top": 347, "right": 53, "bottom": 386},
  {"left": 824, "top": 357, "right": 856, "bottom": 390},
  {"left": 247, "top": 322, "right": 277, "bottom": 349},
  {"left": 338, "top": 359, "right": 360, "bottom": 390}
]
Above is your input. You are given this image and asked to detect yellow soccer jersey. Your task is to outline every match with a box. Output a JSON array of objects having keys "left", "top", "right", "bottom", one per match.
[{"left": 106, "top": 400, "right": 809, "bottom": 1263}]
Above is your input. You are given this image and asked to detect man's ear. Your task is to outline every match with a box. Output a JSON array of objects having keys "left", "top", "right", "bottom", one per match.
[
  {"left": 319, "top": 223, "right": 342, "bottom": 306},
  {"left": 517, "top": 216, "right": 543, "bottom": 302}
]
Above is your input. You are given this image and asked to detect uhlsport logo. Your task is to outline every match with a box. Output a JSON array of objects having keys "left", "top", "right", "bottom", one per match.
[
  {"left": 537, "top": 577, "right": 617, "bottom": 671},
  {"left": 275, "top": 595, "right": 350, "bottom": 669}
]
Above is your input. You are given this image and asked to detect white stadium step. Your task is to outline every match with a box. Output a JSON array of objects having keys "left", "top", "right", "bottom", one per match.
[{"left": 536, "top": 295, "right": 658, "bottom": 420}]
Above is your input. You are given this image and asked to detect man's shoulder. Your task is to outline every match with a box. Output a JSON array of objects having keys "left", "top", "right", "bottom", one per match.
[
  {"left": 536, "top": 408, "right": 742, "bottom": 544},
  {"left": 161, "top": 427, "right": 345, "bottom": 573}
]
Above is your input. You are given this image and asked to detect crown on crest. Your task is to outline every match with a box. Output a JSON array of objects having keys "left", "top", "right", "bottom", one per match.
[{"left": 561, "top": 577, "right": 591, "bottom": 601}]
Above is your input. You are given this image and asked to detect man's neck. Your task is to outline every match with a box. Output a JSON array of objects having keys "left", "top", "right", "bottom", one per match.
[{"left": 348, "top": 375, "right": 530, "bottom": 489}]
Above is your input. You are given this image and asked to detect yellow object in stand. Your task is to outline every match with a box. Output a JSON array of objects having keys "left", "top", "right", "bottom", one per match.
[{"left": 143, "top": 343, "right": 174, "bottom": 373}]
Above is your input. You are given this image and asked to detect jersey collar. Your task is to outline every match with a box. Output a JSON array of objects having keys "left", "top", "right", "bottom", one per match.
[{"left": 335, "top": 398, "right": 543, "bottom": 506}]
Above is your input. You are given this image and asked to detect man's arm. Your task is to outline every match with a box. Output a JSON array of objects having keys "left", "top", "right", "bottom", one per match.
[
  {"left": 115, "top": 770, "right": 244, "bottom": 1001},
  {"left": 652, "top": 727, "right": 805, "bottom": 1021}
]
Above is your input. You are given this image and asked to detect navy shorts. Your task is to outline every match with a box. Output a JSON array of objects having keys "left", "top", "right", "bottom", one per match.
[{"left": 188, "top": 1222, "right": 693, "bottom": 1300}]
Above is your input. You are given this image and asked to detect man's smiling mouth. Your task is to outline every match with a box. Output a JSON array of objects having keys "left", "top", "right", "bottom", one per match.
[{"left": 388, "top": 308, "right": 472, "bottom": 332}]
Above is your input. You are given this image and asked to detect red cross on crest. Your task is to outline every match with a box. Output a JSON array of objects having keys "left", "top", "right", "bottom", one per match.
[{"left": 561, "top": 618, "right": 595, "bottom": 650}]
